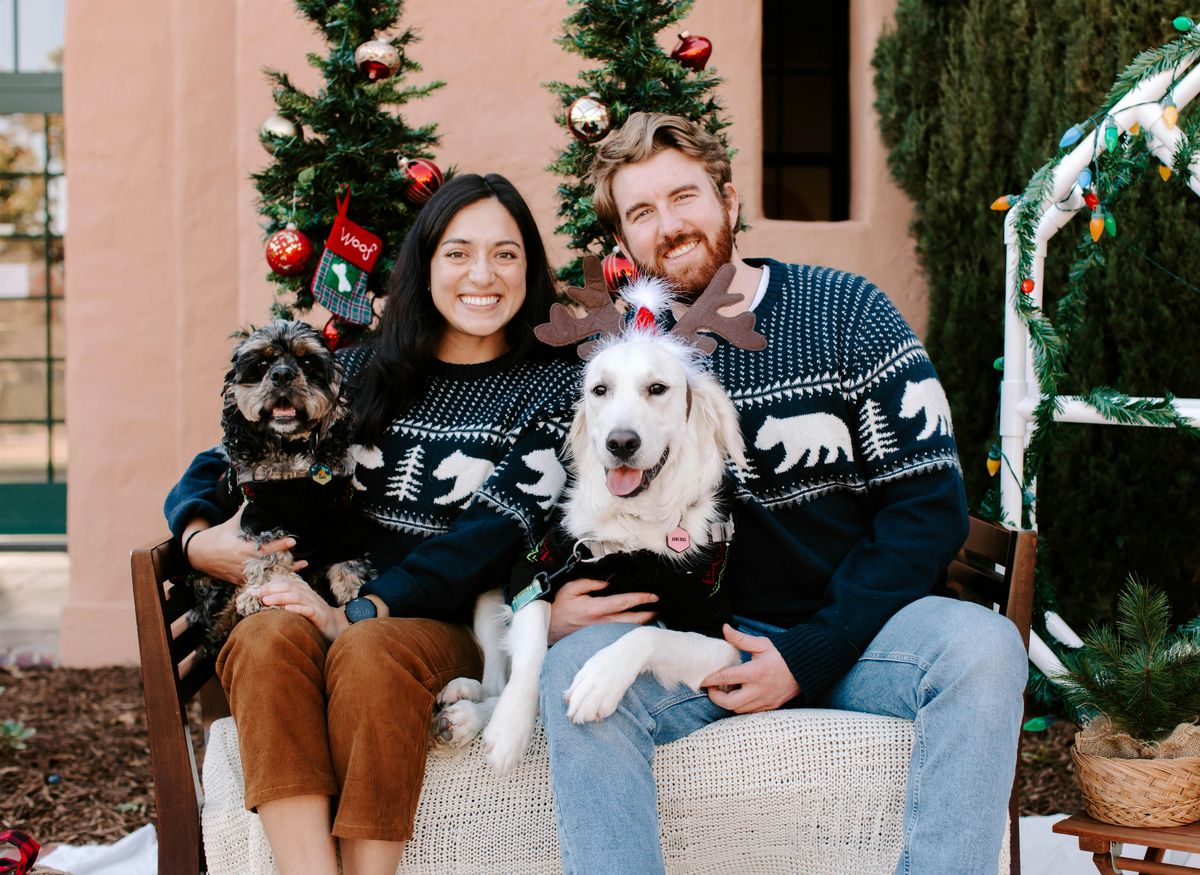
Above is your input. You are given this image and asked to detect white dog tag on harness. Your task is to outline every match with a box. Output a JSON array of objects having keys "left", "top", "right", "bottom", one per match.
[{"left": 666, "top": 527, "right": 691, "bottom": 553}]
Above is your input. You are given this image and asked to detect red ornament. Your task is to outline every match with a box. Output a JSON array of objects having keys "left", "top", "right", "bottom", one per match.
[
  {"left": 634, "top": 307, "right": 657, "bottom": 331},
  {"left": 399, "top": 157, "right": 444, "bottom": 205},
  {"left": 1084, "top": 191, "right": 1100, "bottom": 210},
  {"left": 265, "top": 223, "right": 313, "bottom": 276},
  {"left": 322, "top": 317, "right": 347, "bottom": 351},
  {"left": 602, "top": 249, "right": 638, "bottom": 291},
  {"left": 671, "top": 31, "right": 712, "bottom": 71},
  {"left": 1021, "top": 278, "right": 1035, "bottom": 294}
]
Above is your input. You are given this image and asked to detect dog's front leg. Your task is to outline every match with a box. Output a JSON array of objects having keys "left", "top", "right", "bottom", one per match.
[
  {"left": 434, "top": 589, "right": 509, "bottom": 748},
  {"left": 482, "top": 598, "right": 551, "bottom": 774},
  {"left": 564, "top": 628, "right": 740, "bottom": 724}
]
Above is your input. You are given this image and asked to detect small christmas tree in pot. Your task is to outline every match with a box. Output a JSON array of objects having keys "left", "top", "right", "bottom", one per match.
[{"left": 1059, "top": 579, "right": 1200, "bottom": 827}]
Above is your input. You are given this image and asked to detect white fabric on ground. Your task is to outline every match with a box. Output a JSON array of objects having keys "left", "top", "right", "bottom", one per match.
[{"left": 39, "top": 823, "right": 156, "bottom": 875}]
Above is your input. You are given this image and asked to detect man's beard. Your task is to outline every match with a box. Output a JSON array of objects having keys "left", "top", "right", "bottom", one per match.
[{"left": 640, "top": 221, "right": 735, "bottom": 296}]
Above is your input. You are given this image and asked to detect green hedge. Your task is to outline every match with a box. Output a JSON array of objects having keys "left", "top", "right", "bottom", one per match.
[{"left": 874, "top": 1, "right": 1200, "bottom": 624}]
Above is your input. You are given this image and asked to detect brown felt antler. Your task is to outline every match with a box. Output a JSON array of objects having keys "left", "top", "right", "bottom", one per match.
[
  {"left": 669, "top": 263, "right": 768, "bottom": 355},
  {"left": 533, "top": 255, "right": 623, "bottom": 358}
]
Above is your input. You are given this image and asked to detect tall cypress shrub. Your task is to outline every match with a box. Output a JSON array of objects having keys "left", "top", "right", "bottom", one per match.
[{"left": 874, "top": 2, "right": 1200, "bottom": 624}]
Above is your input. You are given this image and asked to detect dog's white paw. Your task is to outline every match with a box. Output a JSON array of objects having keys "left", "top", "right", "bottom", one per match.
[
  {"left": 482, "top": 696, "right": 537, "bottom": 775},
  {"left": 436, "top": 677, "right": 485, "bottom": 706},
  {"left": 433, "top": 700, "right": 487, "bottom": 747},
  {"left": 564, "top": 650, "right": 641, "bottom": 724}
]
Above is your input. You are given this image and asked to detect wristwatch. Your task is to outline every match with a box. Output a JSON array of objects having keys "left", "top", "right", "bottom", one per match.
[{"left": 344, "top": 596, "right": 378, "bottom": 624}]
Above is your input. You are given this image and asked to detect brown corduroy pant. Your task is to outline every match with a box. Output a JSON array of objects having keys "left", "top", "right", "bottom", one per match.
[{"left": 215, "top": 609, "right": 482, "bottom": 842}]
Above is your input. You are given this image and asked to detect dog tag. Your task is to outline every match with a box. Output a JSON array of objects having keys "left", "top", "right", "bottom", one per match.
[
  {"left": 310, "top": 463, "right": 333, "bottom": 485},
  {"left": 666, "top": 527, "right": 691, "bottom": 553}
]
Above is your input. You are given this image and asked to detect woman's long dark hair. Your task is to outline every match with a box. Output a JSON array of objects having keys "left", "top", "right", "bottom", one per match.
[{"left": 354, "top": 173, "right": 559, "bottom": 443}]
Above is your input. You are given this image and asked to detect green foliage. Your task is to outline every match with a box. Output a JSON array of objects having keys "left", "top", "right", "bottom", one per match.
[
  {"left": 545, "top": 0, "right": 733, "bottom": 285},
  {"left": 1058, "top": 580, "right": 1200, "bottom": 743},
  {"left": 1, "top": 719, "right": 35, "bottom": 750},
  {"left": 254, "top": 0, "right": 442, "bottom": 324},
  {"left": 873, "top": 2, "right": 1200, "bottom": 632}
]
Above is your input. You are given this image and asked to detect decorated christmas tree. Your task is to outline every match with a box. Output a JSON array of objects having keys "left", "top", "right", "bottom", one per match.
[
  {"left": 545, "top": 0, "right": 732, "bottom": 287},
  {"left": 254, "top": 0, "right": 446, "bottom": 347}
]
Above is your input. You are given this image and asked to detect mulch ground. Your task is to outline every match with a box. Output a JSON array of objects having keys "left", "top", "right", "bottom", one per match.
[{"left": 0, "top": 665, "right": 1083, "bottom": 847}]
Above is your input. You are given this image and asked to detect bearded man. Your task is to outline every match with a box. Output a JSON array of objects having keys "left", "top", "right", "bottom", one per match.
[{"left": 539, "top": 112, "right": 1028, "bottom": 875}]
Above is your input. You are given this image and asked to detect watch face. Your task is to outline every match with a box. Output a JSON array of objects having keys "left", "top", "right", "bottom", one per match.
[{"left": 345, "top": 596, "right": 377, "bottom": 623}]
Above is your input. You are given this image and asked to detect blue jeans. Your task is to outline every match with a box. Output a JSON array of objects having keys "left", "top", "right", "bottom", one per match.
[{"left": 538, "top": 596, "right": 1028, "bottom": 875}]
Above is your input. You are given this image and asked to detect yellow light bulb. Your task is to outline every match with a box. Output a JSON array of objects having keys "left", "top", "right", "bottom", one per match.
[
  {"left": 1160, "top": 164, "right": 1173, "bottom": 181},
  {"left": 1163, "top": 104, "right": 1179, "bottom": 129},
  {"left": 1130, "top": 122, "right": 1141, "bottom": 135},
  {"left": 991, "top": 196, "right": 1010, "bottom": 211},
  {"left": 987, "top": 457, "right": 1001, "bottom": 477}
]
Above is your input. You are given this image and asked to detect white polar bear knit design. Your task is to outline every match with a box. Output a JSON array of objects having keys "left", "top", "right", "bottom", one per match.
[
  {"left": 755, "top": 413, "right": 855, "bottom": 473},
  {"left": 898, "top": 378, "right": 955, "bottom": 440},
  {"left": 432, "top": 450, "right": 496, "bottom": 506},
  {"left": 516, "top": 448, "right": 568, "bottom": 510}
]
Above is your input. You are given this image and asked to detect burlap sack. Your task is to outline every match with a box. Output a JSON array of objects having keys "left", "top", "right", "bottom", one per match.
[{"left": 1077, "top": 716, "right": 1200, "bottom": 760}]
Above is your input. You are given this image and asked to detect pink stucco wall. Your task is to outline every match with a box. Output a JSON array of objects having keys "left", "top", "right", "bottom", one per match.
[{"left": 61, "top": 0, "right": 919, "bottom": 665}]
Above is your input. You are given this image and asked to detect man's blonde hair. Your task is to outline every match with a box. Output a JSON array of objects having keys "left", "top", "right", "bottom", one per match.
[{"left": 588, "top": 112, "right": 732, "bottom": 233}]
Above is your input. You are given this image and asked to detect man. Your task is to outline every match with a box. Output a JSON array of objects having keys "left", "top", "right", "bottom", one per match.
[{"left": 539, "top": 112, "right": 1027, "bottom": 875}]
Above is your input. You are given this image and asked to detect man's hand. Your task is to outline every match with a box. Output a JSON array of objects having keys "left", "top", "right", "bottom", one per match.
[
  {"left": 185, "top": 508, "right": 308, "bottom": 585},
  {"left": 256, "top": 574, "right": 349, "bottom": 642},
  {"left": 547, "top": 578, "right": 659, "bottom": 645},
  {"left": 702, "top": 624, "right": 800, "bottom": 713}
]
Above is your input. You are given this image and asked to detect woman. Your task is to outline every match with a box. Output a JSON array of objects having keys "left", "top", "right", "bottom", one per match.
[{"left": 164, "top": 174, "right": 579, "bottom": 875}]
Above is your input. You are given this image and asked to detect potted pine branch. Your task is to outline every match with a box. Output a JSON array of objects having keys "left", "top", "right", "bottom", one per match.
[{"left": 1058, "top": 579, "right": 1200, "bottom": 827}]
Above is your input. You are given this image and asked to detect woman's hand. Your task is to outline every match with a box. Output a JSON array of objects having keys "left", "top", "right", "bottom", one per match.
[
  {"left": 547, "top": 578, "right": 659, "bottom": 645},
  {"left": 184, "top": 509, "right": 307, "bottom": 585},
  {"left": 256, "top": 574, "right": 350, "bottom": 642}
]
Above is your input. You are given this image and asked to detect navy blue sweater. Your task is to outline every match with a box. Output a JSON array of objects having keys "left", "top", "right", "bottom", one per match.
[{"left": 712, "top": 260, "right": 967, "bottom": 703}]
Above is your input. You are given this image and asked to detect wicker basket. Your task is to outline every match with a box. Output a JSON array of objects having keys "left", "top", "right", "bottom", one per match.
[{"left": 1072, "top": 743, "right": 1200, "bottom": 827}]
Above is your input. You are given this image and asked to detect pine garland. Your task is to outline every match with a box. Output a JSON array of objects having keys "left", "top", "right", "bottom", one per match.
[
  {"left": 544, "top": 0, "right": 734, "bottom": 286},
  {"left": 1004, "top": 28, "right": 1200, "bottom": 513},
  {"left": 253, "top": 0, "right": 443, "bottom": 327}
]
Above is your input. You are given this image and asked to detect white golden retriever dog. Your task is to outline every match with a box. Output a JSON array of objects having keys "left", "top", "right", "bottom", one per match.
[{"left": 434, "top": 263, "right": 765, "bottom": 774}]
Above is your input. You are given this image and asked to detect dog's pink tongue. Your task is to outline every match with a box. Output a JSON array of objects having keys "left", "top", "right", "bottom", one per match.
[
  {"left": 272, "top": 405, "right": 297, "bottom": 418},
  {"left": 606, "top": 466, "right": 644, "bottom": 497}
]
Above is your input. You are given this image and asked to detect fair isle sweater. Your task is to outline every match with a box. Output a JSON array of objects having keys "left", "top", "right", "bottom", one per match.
[
  {"left": 716, "top": 259, "right": 968, "bottom": 704},
  {"left": 164, "top": 345, "right": 579, "bottom": 622}
]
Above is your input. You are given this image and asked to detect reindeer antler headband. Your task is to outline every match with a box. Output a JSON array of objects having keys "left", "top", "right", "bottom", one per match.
[{"left": 533, "top": 255, "right": 767, "bottom": 357}]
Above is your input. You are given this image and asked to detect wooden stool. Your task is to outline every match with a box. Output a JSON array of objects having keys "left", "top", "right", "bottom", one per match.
[{"left": 1054, "top": 814, "right": 1200, "bottom": 874}]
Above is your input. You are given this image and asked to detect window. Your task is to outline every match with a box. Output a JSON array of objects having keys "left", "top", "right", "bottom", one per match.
[
  {"left": 761, "top": 0, "right": 849, "bottom": 222},
  {"left": 0, "top": 0, "right": 65, "bottom": 534}
]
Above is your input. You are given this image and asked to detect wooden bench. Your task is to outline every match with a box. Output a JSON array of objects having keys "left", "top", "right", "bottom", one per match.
[{"left": 132, "top": 515, "right": 1035, "bottom": 874}]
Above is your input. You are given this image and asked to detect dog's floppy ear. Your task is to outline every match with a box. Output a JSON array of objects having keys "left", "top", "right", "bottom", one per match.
[
  {"left": 687, "top": 371, "right": 746, "bottom": 470},
  {"left": 565, "top": 398, "right": 589, "bottom": 466}
]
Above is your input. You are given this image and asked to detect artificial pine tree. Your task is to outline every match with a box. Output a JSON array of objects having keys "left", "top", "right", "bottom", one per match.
[
  {"left": 1059, "top": 579, "right": 1200, "bottom": 743},
  {"left": 254, "top": 0, "right": 444, "bottom": 339},
  {"left": 545, "top": 0, "right": 732, "bottom": 286}
]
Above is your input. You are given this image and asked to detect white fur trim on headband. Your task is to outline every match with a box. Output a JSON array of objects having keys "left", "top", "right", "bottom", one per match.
[{"left": 620, "top": 276, "right": 676, "bottom": 318}]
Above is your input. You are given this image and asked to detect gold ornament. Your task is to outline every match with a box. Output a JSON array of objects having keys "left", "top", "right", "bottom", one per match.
[
  {"left": 567, "top": 94, "right": 612, "bottom": 143},
  {"left": 260, "top": 113, "right": 300, "bottom": 144},
  {"left": 354, "top": 39, "right": 401, "bottom": 81}
]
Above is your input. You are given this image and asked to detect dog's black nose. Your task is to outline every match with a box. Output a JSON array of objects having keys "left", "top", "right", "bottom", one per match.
[
  {"left": 606, "top": 430, "right": 641, "bottom": 460},
  {"left": 269, "top": 366, "right": 296, "bottom": 386}
]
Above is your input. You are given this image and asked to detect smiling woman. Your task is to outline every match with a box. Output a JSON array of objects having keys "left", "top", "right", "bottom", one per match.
[
  {"left": 162, "top": 173, "right": 579, "bottom": 875},
  {"left": 429, "top": 198, "right": 528, "bottom": 364}
]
